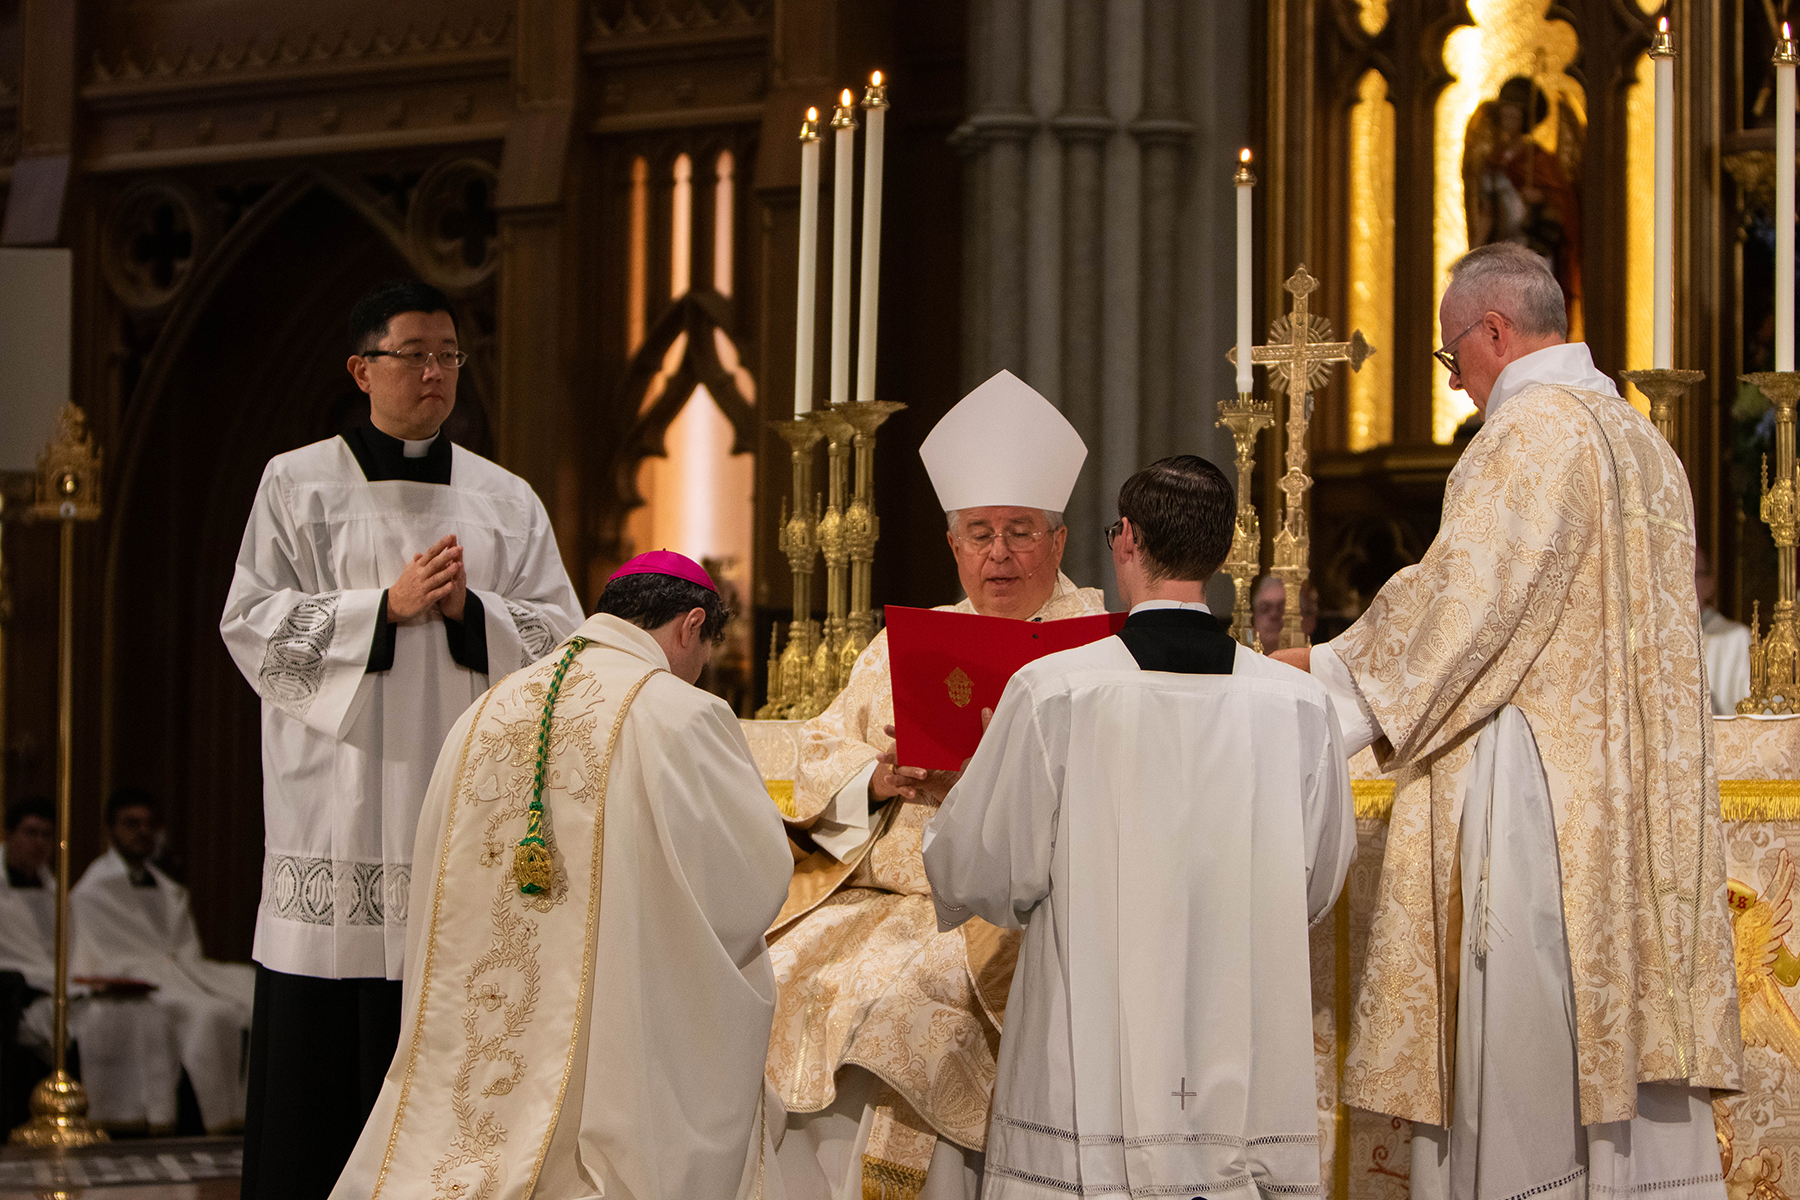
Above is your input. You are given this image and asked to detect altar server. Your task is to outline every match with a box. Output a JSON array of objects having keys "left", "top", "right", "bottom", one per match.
[
  {"left": 1, "top": 796, "right": 182, "bottom": 1133},
  {"left": 1697, "top": 549, "right": 1751, "bottom": 715},
  {"left": 332, "top": 552, "right": 791, "bottom": 1200},
  {"left": 770, "top": 370, "right": 1104, "bottom": 1200},
  {"left": 1276, "top": 242, "right": 1740, "bottom": 1198},
  {"left": 924, "top": 456, "right": 1355, "bottom": 1197},
  {"left": 221, "top": 279, "right": 582, "bottom": 1200},
  {"left": 72, "top": 788, "right": 255, "bottom": 1133}
]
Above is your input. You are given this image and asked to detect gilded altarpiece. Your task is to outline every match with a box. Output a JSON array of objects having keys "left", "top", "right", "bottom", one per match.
[{"left": 1262, "top": 0, "right": 1719, "bottom": 640}]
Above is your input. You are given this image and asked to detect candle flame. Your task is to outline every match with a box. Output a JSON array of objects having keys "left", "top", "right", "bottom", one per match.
[
  {"left": 1659, "top": 16, "right": 1667, "bottom": 32},
  {"left": 1787, "top": 21, "right": 1792, "bottom": 39},
  {"left": 1240, "top": 148, "right": 1252, "bottom": 164},
  {"left": 872, "top": 70, "right": 883, "bottom": 86},
  {"left": 841, "top": 88, "right": 854, "bottom": 107},
  {"left": 806, "top": 106, "right": 818, "bottom": 121}
]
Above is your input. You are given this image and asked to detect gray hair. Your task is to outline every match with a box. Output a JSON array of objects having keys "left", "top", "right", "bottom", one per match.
[
  {"left": 1443, "top": 242, "right": 1568, "bottom": 339},
  {"left": 946, "top": 509, "right": 1065, "bottom": 531}
]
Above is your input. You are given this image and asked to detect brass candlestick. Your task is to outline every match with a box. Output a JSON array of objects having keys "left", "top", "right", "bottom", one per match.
[
  {"left": 757, "top": 418, "right": 825, "bottom": 720},
  {"left": 810, "top": 409, "right": 856, "bottom": 709},
  {"left": 837, "top": 401, "right": 906, "bottom": 666},
  {"left": 1215, "top": 392, "right": 1275, "bottom": 645},
  {"left": 1740, "top": 371, "right": 1800, "bottom": 714},
  {"left": 1233, "top": 265, "right": 1373, "bottom": 650},
  {"left": 1619, "top": 368, "right": 1705, "bottom": 454},
  {"left": 10, "top": 404, "right": 107, "bottom": 1150}
]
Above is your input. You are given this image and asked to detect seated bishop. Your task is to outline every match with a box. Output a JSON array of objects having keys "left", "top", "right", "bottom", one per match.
[
  {"left": 924, "top": 456, "right": 1357, "bottom": 1197},
  {"left": 72, "top": 788, "right": 256, "bottom": 1133},
  {"left": 332, "top": 552, "right": 792, "bottom": 1200},
  {"left": 769, "top": 370, "right": 1104, "bottom": 1200}
]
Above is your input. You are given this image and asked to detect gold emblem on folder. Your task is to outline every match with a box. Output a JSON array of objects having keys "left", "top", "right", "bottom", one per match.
[{"left": 946, "top": 667, "right": 973, "bottom": 708}]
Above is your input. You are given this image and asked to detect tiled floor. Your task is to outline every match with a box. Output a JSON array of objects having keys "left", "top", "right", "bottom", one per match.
[{"left": 0, "top": 1137, "right": 239, "bottom": 1198}]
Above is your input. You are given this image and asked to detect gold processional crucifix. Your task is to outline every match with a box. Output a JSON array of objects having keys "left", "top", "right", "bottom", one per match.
[{"left": 1229, "top": 264, "right": 1374, "bottom": 651}]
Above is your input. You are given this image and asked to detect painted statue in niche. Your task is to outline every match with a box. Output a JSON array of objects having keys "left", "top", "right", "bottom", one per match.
[{"left": 1462, "top": 74, "right": 1585, "bottom": 335}]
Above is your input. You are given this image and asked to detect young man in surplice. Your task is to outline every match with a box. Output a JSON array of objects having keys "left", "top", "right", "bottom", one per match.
[{"left": 923, "top": 455, "right": 1357, "bottom": 1198}]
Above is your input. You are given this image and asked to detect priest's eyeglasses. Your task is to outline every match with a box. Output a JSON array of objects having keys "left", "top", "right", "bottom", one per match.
[
  {"left": 362, "top": 349, "right": 469, "bottom": 371},
  {"left": 1433, "top": 319, "right": 1482, "bottom": 376},
  {"left": 954, "top": 529, "right": 1051, "bottom": 554}
]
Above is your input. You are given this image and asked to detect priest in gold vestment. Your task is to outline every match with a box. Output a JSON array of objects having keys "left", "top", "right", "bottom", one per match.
[
  {"left": 1279, "top": 244, "right": 1740, "bottom": 1198},
  {"left": 769, "top": 371, "right": 1105, "bottom": 1200},
  {"left": 332, "top": 552, "right": 791, "bottom": 1200}
]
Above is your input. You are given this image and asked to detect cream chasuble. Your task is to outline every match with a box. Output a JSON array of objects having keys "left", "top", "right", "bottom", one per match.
[
  {"left": 332, "top": 614, "right": 792, "bottom": 1200},
  {"left": 1321, "top": 349, "right": 1740, "bottom": 1146},
  {"left": 923, "top": 636, "right": 1355, "bottom": 1198},
  {"left": 72, "top": 849, "right": 255, "bottom": 1132},
  {"left": 768, "top": 573, "right": 1105, "bottom": 1194}
]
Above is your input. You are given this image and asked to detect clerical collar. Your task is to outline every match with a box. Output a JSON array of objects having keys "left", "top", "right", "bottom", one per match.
[
  {"left": 342, "top": 423, "right": 453, "bottom": 485},
  {"left": 1128, "top": 599, "right": 1211, "bottom": 615},
  {"left": 1485, "top": 342, "right": 1620, "bottom": 422}
]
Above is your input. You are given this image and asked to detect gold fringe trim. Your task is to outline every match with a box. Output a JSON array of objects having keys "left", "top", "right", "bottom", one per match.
[
  {"left": 861, "top": 1156, "right": 927, "bottom": 1200},
  {"left": 765, "top": 779, "right": 797, "bottom": 819},
  {"left": 1346, "top": 776, "right": 1800, "bottom": 824},
  {"left": 1720, "top": 778, "right": 1800, "bottom": 822},
  {"left": 1352, "top": 779, "right": 1395, "bottom": 821}
]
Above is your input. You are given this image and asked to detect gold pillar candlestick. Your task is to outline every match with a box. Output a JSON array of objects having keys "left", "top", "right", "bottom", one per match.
[
  {"left": 837, "top": 401, "right": 906, "bottom": 662},
  {"left": 1619, "top": 368, "right": 1705, "bottom": 454},
  {"left": 11, "top": 404, "right": 106, "bottom": 1150},
  {"left": 1234, "top": 264, "right": 1374, "bottom": 650},
  {"left": 1740, "top": 371, "right": 1800, "bottom": 714},
  {"left": 810, "top": 409, "right": 856, "bottom": 708},
  {"left": 1215, "top": 391, "right": 1275, "bottom": 644},
  {"left": 762, "top": 417, "right": 826, "bottom": 720}
]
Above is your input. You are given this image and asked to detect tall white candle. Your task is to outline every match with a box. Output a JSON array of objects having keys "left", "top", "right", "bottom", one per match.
[
  {"left": 830, "top": 90, "right": 858, "bottom": 408},
  {"left": 1651, "top": 18, "right": 1675, "bottom": 369},
  {"left": 1235, "top": 150, "right": 1256, "bottom": 394},
  {"left": 855, "top": 72, "right": 888, "bottom": 404},
  {"left": 1780, "top": 24, "right": 1797, "bottom": 372},
  {"left": 793, "top": 109, "right": 821, "bottom": 415}
]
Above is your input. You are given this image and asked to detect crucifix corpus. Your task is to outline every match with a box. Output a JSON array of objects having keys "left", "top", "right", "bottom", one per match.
[{"left": 1228, "top": 263, "right": 1375, "bottom": 651}]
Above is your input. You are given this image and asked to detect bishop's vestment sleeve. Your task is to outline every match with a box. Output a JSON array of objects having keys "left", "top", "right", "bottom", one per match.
[
  {"left": 793, "top": 633, "right": 891, "bottom": 833},
  {"left": 220, "top": 461, "right": 383, "bottom": 740},
  {"left": 1304, "top": 699, "right": 1357, "bottom": 926},
  {"left": 923, "top": 672, "right": 1064, "bottom": 933},
  {"left": 467, "top": 492, "right": 583, "bottom": 675},
  {"left": 634, "top": 685, "right": 794, "bottom": 967},
  {"left": 1331, "top": 415, "right": 1596, "bottom": 769}
]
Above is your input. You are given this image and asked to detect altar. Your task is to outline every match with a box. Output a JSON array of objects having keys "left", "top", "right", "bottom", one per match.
[{"left": 742, "top": 713, "right": 1800, "bottom": 1193}]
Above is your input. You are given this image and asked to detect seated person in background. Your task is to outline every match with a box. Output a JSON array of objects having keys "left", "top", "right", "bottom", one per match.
[
  {"left": 1, "top": 795, "right": 181, "bottom": 1133},
  {"left": 72, "top": 787, "right": 255, "bottom": 1133},
  {"left": 924, "top": 456, "right": 1356, "bottom": 1196},
  {"left": 1697, "top": 549, "right": 1750, "bottom": 714}
]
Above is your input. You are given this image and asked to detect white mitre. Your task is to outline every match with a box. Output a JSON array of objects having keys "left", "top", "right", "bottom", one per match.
[{"left": 920, "top": 369, "right": 1087, "bottom": 512}]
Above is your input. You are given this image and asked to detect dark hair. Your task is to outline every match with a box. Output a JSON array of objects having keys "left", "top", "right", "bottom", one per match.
[
  {"left": 1116, "top": 455, "right": 1236, "bottom": 583},
  {"left": 348, "top": 279, "right": 454, "bottom": 355},
  {"left": 4, "top": 796, "right": 54, "bottom": 834},
  {"left": 105, "top": 786, "right": 159, "bottom": 826},
  {"left": 594, "top": 572, "right": 732, "bottom": 644}
]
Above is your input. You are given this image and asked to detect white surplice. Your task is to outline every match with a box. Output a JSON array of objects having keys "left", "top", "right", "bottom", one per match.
[
  {"left": 1309, "top": 340, "right": 1726, "bottom": 1200},
  {"left": 332, "top": 613, "right": 793, "bottom": 1200},
  {"left": 0, "top": 862, "right": 183, "bottom": 1130},
  {"left": 1702, "top": 608, "right": 1751, "bottom": 716},
  {"left": 220, "top": 434, "right": 582, "bottom": 980},
  {"left": 71, "top": 849, "right": 255, "bottom": 1131},
  {"left": 922, "top": 636, "right": 1356, "bottom": 1198}
]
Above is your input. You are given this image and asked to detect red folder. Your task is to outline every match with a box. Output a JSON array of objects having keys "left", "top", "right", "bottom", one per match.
[{"left": 886, "top": 605, "right": 1128, "bottom": 770}]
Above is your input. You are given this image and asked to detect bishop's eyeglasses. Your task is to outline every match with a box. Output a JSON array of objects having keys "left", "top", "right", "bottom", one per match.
[
  {"left": 953, "top": 528, "right": 1052, "bottom": 554},
  {"left": 362, "top": 349, "right": 469, "bottom": 371}
]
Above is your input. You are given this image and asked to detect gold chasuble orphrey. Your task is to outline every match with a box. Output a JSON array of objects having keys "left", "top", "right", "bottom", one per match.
[
  {"left": 1334, "top": 383, "right": 1742, "bottom": 1127},
  {"left": 370, "top": 651, "right": 661, "bottom": 1200}
]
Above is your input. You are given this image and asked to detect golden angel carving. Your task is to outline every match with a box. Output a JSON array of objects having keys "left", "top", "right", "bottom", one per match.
[{"left": 1732, "top": 849, "right": 1800, "bottom": 1067}]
